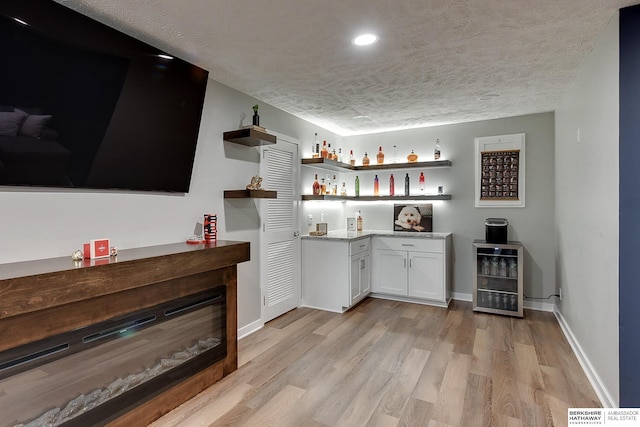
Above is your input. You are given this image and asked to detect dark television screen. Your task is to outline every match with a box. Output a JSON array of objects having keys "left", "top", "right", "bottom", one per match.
[{"left": 0, "top": 0, "right": 208, "bottom": 192}]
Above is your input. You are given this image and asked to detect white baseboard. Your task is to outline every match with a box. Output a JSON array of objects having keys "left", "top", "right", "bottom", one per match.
[
  {"left": 451, "top": 292, "right": 472, "bottom": 302},
  {"left": 523, "top": 299, "right": 555, "bottom": 312},
  {"left": 553, "top": 308, "right": 616, "bottom": 407},
  {"left": 238, "top": 319, "right": 263, "bottom": 340},
  {"left": 451, "top": 292, "right": 554, "bottom": 312}
]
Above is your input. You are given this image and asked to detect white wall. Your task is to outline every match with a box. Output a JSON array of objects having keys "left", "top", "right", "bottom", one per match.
[
  {"left": 301, "top": 113, "right": 556, "bottom": 303},
  {"left": 0, "top": 78, "right": 339, "bottom": 333},
  {"left": 555, "top": 14, "right": 619, "bottom": 406}
]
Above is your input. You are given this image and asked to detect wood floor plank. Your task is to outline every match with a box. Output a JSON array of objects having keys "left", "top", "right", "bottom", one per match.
[
  {"left": 459, "top": 372, "right": 493, "bottom": 427},
  {"left": 412, "top": 340, "right": 454, "bottom": 403},
  {"left": 431, "top": 352, "right": 472, "bottom": 426},
  {"left": 150, "top": 300, "right": 600, "bottom": 427},
  {"left": 379, "top": 347, "right": 431, "bottom": 418}
]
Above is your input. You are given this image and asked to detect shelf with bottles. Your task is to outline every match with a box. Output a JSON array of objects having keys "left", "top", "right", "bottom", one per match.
[
  {"left": 301, "top": 194, "right": 451, "bottom": 201},
  {"left": 476, "top": 289, "right": 519, "bottom": 313},
  {"left": 301, "top": 157, "right": 451, "bottom": 172}
]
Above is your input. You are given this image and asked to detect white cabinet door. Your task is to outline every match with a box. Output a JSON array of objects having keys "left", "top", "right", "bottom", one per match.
[
  {"left": 350, "top": 254, "right": 362, "bottom": 304},
  {"left": 375, "top": 249, "right": 407, "bottom": 295},
  {"left": 350, "top": 251, "right": 371, "bottom": 305},
  {"left": 361, "top": 251, "right": 371, "bottom": 295},
  {"left": 408, "top": 252, "right": 444, "bottom": 301}
]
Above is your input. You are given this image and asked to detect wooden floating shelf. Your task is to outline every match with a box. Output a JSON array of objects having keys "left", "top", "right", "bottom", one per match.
[
  {"left": 301, "top": 158, "right": 451, "bottom": 171},
  {"left": 301, "top": 194, "right": 452, "bottom": 201},
  {"left": 223, "top": 128, "right": 276, "bottom": 146},
  {"left": 224, "top": 190, "right": 277, "bottom": 199}
]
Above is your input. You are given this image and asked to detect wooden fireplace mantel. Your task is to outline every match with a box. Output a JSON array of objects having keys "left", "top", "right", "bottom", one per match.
[{"left": 0, "top": 240, "right": 250, "bottom": 426}]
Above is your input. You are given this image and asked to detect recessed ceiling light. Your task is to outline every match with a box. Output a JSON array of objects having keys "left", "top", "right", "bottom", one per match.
[
  {"left": 352, "top": 33, "right": 378, "bottom": 46},
  {"left": 13, "top": 17, "right": 28, "bottom": 26},
  {"left": 158, "top": 54, "right": 174, "bottom": 60}
]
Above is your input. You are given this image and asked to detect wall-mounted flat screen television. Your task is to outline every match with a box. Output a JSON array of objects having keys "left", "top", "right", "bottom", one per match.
[{"left": 0, "top": 0, "right": 208, "bottom": 193}]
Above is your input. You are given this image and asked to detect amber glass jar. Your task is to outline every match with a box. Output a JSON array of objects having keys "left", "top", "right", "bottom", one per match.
[{"left": 407, "top": 150, "right": 418, "bottom": 163}]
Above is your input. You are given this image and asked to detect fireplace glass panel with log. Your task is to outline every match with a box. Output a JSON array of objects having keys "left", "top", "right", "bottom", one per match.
[{"left": 0, "top": 286, "right": 226, "bottom": 427}]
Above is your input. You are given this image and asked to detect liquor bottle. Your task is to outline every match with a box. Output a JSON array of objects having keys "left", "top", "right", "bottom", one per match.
[
  {"left": 327, "top": 142, "right": 332, "bottom": 159},
  {"left": 376, "top": 146, "right": 384, "bottom": 164},
  {"left": 312, "top": 174, "right": 320, "bottom": 195},
  {"left": 332, "top": 175, "right": 338, "bottom": 195},
  {"left": 331, "top": 148, "right": 337, "bottom": 160},
  {"left": 349, "top": 150, "right": 355, "bottom": 166},
  {"left": 389, "top": 174, "right": 395, "bottom": 196},
  {"left": 340, "top": 182, "right": 347, "bottom": 196},
  {"left": 356, "top": 210, "right": 363, "bottom": 231},
  {"left": 419, "top": 172, "right": 425, "bottom": 192},
  {"left": 320, "top": 178, "right": 326, "bottom": 195},
  {"left": 321, "top": 141, "right": 328, "bottom": 159},
  {"left": 362, "top": 152, "right": 370, "bottom": 166},
  {"left": 373, "top": 175, "right": 379, "bottom": 196},
  {"left": 337, "top": 148, "right": 343, "bottom": 163},
  {"left": 434, "top": 138, "right": 441, "bottom": 160},
  {"left": 407, "top": 150, "right": 418, "bottom": 163},
  {"left": 355, "top": 175, "right": 360, "bottom": 197},
  {"left": 313, "top": 132, "right": 319, "bottom": 158},
  {"left": 392, "top": 145, "right": 398, "bottom": 163},
  {"left": 404, "top": 173, "right": 410, "bottom": 196}
]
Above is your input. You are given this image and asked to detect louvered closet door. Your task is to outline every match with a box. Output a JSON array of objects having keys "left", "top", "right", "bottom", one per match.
[{"left": 260, "top": 137, "right": 300, "bottom": 322}]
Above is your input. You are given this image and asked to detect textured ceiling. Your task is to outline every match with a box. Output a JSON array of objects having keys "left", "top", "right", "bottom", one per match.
[{"left": 59, "top": 0, "right": 638, "bottom": 136}]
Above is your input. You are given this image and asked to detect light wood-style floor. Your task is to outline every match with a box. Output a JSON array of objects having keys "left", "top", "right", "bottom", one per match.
[{"left": 150, "top": 298, "right": 600, "bottom": 427}]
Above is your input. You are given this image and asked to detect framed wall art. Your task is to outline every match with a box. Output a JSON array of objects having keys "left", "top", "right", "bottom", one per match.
[
  {"left": 393, "top": 204, "right": 433, "bottom": 232},
  {"left": 475, "top": 133, "right": 525, "bottom": 208}
]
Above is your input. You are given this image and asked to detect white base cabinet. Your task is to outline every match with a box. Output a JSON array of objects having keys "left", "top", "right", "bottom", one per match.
[
  {"left": 302, "top": 237, "right": 370, "bottom": 313},
  {"left": 372, "top": 235, "right": 451, "bottom": 307}
]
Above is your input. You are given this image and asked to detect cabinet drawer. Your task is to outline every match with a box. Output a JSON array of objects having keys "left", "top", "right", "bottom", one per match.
[
  {"left": 374, "top": 237, "right": 443, "bottom": 253},
  {"left": 349, "top": 238, "right": 371, "bottom": 255}
]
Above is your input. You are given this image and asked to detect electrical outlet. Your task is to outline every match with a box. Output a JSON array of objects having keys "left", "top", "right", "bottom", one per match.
[
  {"left": 559, "top": 288, "right": 563, "bottom": 300},
  {"left": 307, "top": 214, "right": 313, "bottom": 226}
]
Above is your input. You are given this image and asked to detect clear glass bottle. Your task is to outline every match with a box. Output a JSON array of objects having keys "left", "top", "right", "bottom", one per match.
[
  {"left": 434, "top": 138, "right": 441, "bottom": 160},
  {"left": 389, "top": 174, "right": 395, "bottom": 196},
  {"left": 419, "top": 172, "right": 425, "bottom": 192},
  {"left": 392, "top": 145, "right": 398, "bottom": 163},
  {"left": 490, "top": 257, "right": 499, "bottom": 276},
  {"left": 499, "top": 258, "right": 508, "bottom": 277},
  {"left": 509, "top": 259, "right": 518, "bottom": 278},
  {"left": 356, "top": 210, "right": 363, "bottom": 231},
  {"left": 355, "top": 175, "right": 360, "bottom": 197},
  {"left": 337, "top": 148, "right": 342, "bottom": 163},
  {"left": 321, "top": 140, "right": 328, "bottom": 159},
  {"left": 376, "top": 146, "right": 384, "bottom": 164},
  {"left": 312, "top": 132, "right": 319, "bottom": 158},
  {"left": 320, "top": 178, "right": 326, "bottom": 195},
  {"left": 404, "top": 173, "right": 410, "bottom": 196},
  {"left": 340, "top": 182, "right": 347, "bottom": 196},
  {"left": 481, "top": 257, "right": 490, "bottom": 275},
  {"left": 373, "top": 174, "right": 379, "bottom": 196},
  {"left": 312, "top": 174, "right": 320, "bottom": 195},
  {"left": 332, "top": 174, "right": 338, "bottom": 195},
  {"left": 362, "top": 152, "right": 370, "bottom": 166},
  {"left": 349, "top": 150, "right": 355, "bottom": 166}
]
